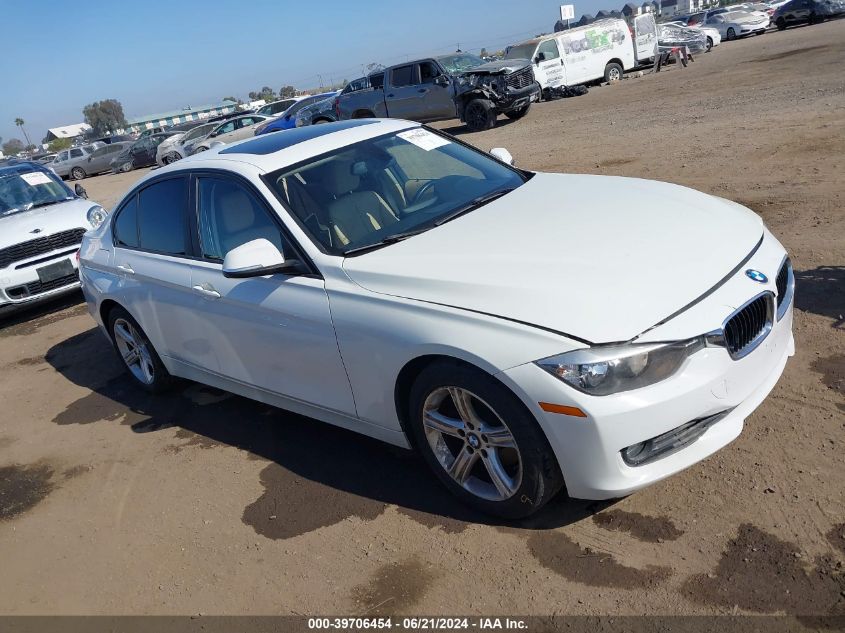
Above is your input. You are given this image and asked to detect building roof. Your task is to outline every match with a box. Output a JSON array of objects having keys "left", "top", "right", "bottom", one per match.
[
  {"left": 47, "top": 123, "right": 91, "bottom": 138},
  {"left": 126, "top": 101, "right": 237, "bottom": 125}
]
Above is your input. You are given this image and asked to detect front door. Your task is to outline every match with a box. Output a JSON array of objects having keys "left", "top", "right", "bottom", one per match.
[
  {"left": 418, "top": 61, "right": 456, "bottom": 120},
  {"left": 534, "top": 39, "right": 566, "bottom": 89},
  {"left": 187, "top": 174, "right": 356, "bottom": 416}
]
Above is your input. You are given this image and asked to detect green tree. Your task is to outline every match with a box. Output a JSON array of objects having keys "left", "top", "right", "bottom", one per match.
[
  {"left": 14, "top": 118, "right": 32, "bottom": 149},
  {"left": 222, "top": 96, "right": 243, "bottom": 104},
  {"left": 47, "top": 138, "right": 73, "bottom": 152},
  {"left": 279, "top": 85, "right": 297, "bottom": 98},
  {"left": 83, "top": 99, "right": 128, "bottom": 136},
  {"left": 2, "top": 138, "right": 24, "bottom": 156}
]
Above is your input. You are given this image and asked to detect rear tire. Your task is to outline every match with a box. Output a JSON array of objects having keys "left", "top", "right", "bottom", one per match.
[
  {"left": 706, "top": 37, "right": 714, "bottom": 51},
  {"left": 603, "top": 62, "right": 624, "bottom": 83},
  {"left": 408, "top": 361, "right": 564, "bottom": 518},
  {"left": 464, "top": 99, "right": 496, "bottom": 132},
  {"left": 107, "top": 306, "right": 173, "bottom": 394},
  {"left": 776, "top": 17, "right": 786, "bottom": 30},
  {"left": 504, "top": 104, "right": 531, "bottom": 120}
]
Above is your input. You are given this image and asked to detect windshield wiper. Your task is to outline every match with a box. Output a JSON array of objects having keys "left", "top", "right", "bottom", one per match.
[
  {"left": 26, "top": 198, "right": 74, "bottom": 211},
  {"left": 434, "top": 188, "right": 514, "bottom": 226},
  {"left": 343, "top": 227, "right": 432, "bottom": 256}
]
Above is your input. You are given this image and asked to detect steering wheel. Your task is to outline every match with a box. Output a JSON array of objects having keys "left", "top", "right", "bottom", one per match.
[{"left": 411, "top": 180, "right": 437, "bottom": 206}]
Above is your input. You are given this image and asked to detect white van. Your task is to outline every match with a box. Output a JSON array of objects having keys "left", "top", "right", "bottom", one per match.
[{"left": 505, "top": 19, "right": 637, "bottom": 93}]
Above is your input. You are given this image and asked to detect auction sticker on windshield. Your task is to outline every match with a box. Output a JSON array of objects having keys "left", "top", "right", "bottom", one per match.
[
  {"left": 20, "top": 172, "right": 53, "bottom": 186},
  {"left": 397, "top": 128, "right": 450, "bottom": 151}
]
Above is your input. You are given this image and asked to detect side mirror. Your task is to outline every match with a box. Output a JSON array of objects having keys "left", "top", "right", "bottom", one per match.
[
  {"left": 489, "top": 147, "right": 515, "bottom": 166},
  {"left": 222, "top": 238, "right": 301, "bottom": 278},
  {"left": 209, "top": 131, "right": 218, "bottom": 138},
  {"left": 534, "top": 52, "right": 546, "bottom": 63},
  {"left": 435, "top": 75, "right": 450, "bottom": 87},
  {"left": 75, "top": 183, "right": 88, "bottom": 199}
]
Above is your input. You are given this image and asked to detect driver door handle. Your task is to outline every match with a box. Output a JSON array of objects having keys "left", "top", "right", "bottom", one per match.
[
  {"left": 418, "top": 88, "right": 428, "bottom": 93},
  {"left": 116, "top": 263, "right": 134, "bottom": 274},
  {"left": 192, "top": 283, "right": 221, "bottom": 299}
]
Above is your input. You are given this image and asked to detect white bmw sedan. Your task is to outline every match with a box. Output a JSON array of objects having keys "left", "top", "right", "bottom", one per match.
[{"left": 79, "top": 119, "right": 794, "bottom": 518}]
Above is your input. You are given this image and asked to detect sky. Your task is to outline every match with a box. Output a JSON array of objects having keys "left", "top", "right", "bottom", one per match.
[{"left": 0, "top": 0, "right": 613, "bottom": 145}]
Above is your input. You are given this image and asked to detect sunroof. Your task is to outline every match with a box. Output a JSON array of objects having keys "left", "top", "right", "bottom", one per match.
[{"left": 220, "top": 120, "right": 378, "bottom": 155}]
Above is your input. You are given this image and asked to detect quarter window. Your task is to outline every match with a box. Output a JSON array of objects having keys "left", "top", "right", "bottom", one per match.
[
  {"left": 137, "top": 178, "right": 188, "bottom": 255},
  {"left": 197, "top": 177, "right": 287, "bottom": 260},
  {"left": 114, "top": 196, "right": 139, "bottom": 248}
]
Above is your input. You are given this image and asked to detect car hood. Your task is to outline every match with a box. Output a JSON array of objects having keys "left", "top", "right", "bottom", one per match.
[
  {"left": 731, "top": 12, "right": 768, "bottom": 23},
  {"left": 465, "top": 59, "right": 532, "bottom": 75},
  {"left": 0, "top": 198, "right": 91, "bottom": 251},
  {"left": 341, "top": 173, "right": 763, "bottom": 344}
]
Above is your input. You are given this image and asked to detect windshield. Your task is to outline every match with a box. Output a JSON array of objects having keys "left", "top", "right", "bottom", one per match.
[
  {"left": 505, "top": 43, "right": 538, "bottom": 60},
  {"left": 437, "top": 54, "right": 484, "bottom": 74},
  {"left": 266, "top": 128, "right": 526, "bottom": 256},
  {"left": 0, "top": 169, "right": 74, "bottom": 216}
]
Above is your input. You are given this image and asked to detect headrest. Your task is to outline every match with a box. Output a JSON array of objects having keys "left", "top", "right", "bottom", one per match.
[{"left": 323, "top": 160, "right": 359, "bottom": 195}]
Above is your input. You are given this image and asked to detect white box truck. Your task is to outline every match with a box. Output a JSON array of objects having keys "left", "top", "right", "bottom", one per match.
[{"left": 504, "top": 19, "right": 640, "bottom": 95}]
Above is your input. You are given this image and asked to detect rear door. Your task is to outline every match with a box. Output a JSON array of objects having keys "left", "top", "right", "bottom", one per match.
[
  {"left": 186, "top": 173, "right": 357, "bottom": 414},
  {"left": 384, "top": 64, "right": 427, "bottom": 120},
  {"left": 111, "top": 176, "right": 197, "bottom": 362}
]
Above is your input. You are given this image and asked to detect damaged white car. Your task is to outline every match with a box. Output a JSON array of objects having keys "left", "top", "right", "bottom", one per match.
[{"left": 79, "top": 120, "right": 795, "bottom": 518}]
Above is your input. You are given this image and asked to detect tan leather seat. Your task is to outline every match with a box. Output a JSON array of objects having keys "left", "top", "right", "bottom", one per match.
[{"left": 323, "top": 160, "right": 398, "bottom": 245}]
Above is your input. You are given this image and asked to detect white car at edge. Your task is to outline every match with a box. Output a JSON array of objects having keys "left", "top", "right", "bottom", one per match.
[
  {"left": 1, "top": 161, "right": 106, "bottom": 315},
  {"left": 78, "top": 119, "right": 795, "bottom": 518}
]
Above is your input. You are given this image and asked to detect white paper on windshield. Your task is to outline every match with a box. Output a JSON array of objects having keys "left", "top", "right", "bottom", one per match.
[
  {"left": 397, "top": 128, "right": 450, "bottom": 151},
  {"left": 19, "top": 172, "right": 53, "bottom": 186}
]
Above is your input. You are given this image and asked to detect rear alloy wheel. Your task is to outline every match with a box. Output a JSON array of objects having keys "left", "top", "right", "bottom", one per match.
[
  {"left": 409, "top": 361, "right": 563, "bottom": 518},
  {"left": 108, "top": 307, "right": 173, "bottom": 393},
  {"left": 727, "top": 27, "right": 737, "bottom": 40},
  {"left": 604, "top": 62, "right": 624, "bottom": 83},
  {"left": 70, "top": 166, "right": 86, "bottom": 180},
  {"left": 776, "top": 17, "right": 786, "bottom": 30},
  {"left": 119, "top": 162, "right": 132, "bottom": 173},
  {"left": 464, "top": 99, "right": 496, "bottom": 132}
]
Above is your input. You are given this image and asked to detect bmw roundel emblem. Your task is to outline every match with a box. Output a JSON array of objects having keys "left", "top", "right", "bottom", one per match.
[{"left": 745, "top": 269, "right": 768, "bottom": 283}]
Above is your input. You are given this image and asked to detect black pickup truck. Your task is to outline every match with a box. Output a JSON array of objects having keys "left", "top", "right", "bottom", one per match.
[{"left": 334, "top": 53, "right": 540, "bottom": 132}]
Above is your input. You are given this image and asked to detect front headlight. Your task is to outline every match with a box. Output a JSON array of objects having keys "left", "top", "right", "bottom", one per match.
[
  {"left": 87, "top": 205, "right": 107, "bottom": 229},
  {"left": 536, "top": 337, "right": 708, "bottom": 396}
]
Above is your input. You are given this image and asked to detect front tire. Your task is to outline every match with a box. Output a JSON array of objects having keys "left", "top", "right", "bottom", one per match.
[
  {"left": 108, "top": 306, "right": 173, "bottom": 393},
  {"left": 776, "top": 17, "right": 786, "bottom": 30},
  {"left": 604, "top": 62, "right": 623, "bottom": 83},
  {"left": 727, "top": 27, "right": 737, "bottom": 40},
  {"left": 408, "top": 361, "right": 563, "bottom": 518},
  {"left": 70, "top": 166, "right": 86, "bottom": 180},
  {"left": 706, "top": 37, "right": 714, "bottom": 51},
  {"left": 464, "top": 99, "right": 496, "bottom": 132},
  {"left": 504, "top": 103, "right": 531, "bottom": 120}
]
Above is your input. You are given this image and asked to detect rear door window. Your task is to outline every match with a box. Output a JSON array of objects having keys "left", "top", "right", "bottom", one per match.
[
  {"left": 137, "top": 177, "right": 188, "bottom": 255},
  {"left": 391, "top": 65, "right": 417, "bottom": 87}
]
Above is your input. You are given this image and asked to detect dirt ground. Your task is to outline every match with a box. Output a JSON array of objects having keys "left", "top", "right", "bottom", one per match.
[{"left": 1, "top": 21, "right": 843, "bottom": 617}]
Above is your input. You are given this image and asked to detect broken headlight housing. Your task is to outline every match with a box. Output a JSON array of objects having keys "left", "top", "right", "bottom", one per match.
[{"left": 535, "top": 337, "right": 713, "bottom": 396}]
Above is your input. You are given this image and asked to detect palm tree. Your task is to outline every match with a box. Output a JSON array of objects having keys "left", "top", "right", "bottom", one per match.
[{"left": 14, "top": 118, "right": 32, "bottom": 150}]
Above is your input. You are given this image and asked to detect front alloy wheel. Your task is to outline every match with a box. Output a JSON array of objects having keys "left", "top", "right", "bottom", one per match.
[
  {"left": 409, "top": 361, "right": 563, "bottom": 518},
  {"left": 423, "top": 387, "right": 522, "bottom": 501}
]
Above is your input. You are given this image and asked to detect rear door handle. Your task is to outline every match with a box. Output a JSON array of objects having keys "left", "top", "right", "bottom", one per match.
[
  {"left": 418, "top": 88, "right": 428, "bottom": 93},
  {"left": 192, "top": 283, "right": 221, "bottom": 299},
  {"left": 117, "top": 263, "right": 134, "bottom": 274}
]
